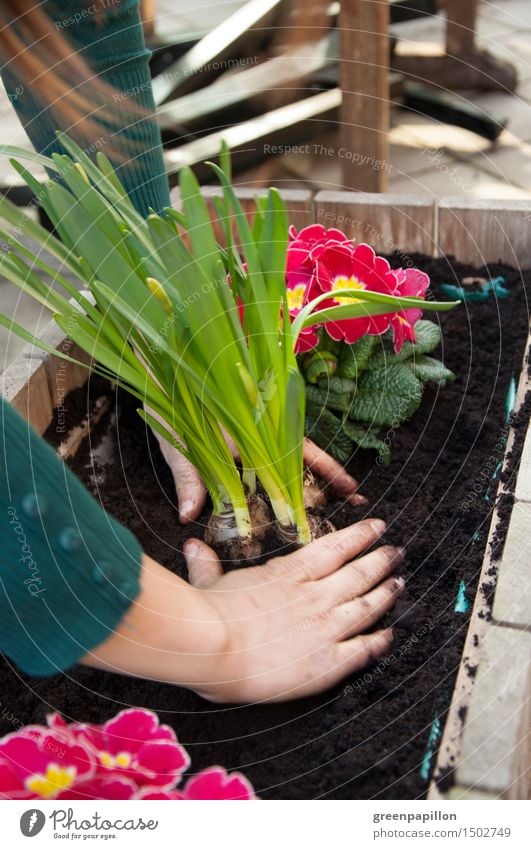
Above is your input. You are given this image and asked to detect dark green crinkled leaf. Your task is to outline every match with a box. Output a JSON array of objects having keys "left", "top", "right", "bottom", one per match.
[
  {"left": 337, "top": 335, "right": 377, "bottom": 378},
  {"left": 342, "top": 422, "right": 391, "bottom": 464},
  {"left": 349, "top": 363, "right": 422, "bottom": 426},
  {"left": 369, "top": 320, "right": 442, "bottom": 367},
  {"left": 317, "top": 376, "right": 356, "bottom": 395},
  {"left": 305, "top": 404, "right": 353, "bottom": 463},
  {"left": 306, "top": 384, "right": 353, "bottom": 414},
  {"left": 408, "top": 355, "right": 455, "bottom": 385}
]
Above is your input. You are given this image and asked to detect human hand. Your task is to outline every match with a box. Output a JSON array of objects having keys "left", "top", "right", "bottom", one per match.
[
  {"left": 154, "top": 425, "right": 366, "bottom": 523},
  {"left": 185, "top": 519, "right": 403, "bottom": 703},
  {"left": 85, "top": 520, "right": 403, "bottom": 703}
]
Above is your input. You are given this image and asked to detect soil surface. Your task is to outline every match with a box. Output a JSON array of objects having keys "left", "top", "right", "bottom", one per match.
[{"left": 1, "top": 255, "right": 530, "bottom": 799}]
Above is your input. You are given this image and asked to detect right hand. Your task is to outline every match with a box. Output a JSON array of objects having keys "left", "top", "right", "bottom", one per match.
[{"left": 85, "top": 520, "right": 405, "bottom": 704}]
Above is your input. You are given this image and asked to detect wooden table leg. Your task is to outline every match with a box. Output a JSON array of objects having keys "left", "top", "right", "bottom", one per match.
[{"left": 339, "top": 0, "right": 390, "bottom": 192}]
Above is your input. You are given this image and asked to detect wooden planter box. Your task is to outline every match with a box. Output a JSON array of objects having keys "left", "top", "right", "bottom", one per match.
[{"left": 2, "top": 190, "right": 530, "bottom": 800}]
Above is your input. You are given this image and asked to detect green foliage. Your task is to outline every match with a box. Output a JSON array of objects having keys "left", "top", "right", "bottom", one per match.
[
  {"left": 337, "top": 335, "right": 377, "bottom": 378},
  {"left": 299, "top": 320, "right": 455, "bottom": 463},
  {"left": 370, "top": 319, "right": 442, "bottom": 366},
  {"left": 0, "top": 134, "right": 457, "bottom": 541},
  {"left": 349, "top": 363, "right": 423, "bottom": 426},
  {"left": 305, "top": 404, "right": 354, "bottom": 465}
]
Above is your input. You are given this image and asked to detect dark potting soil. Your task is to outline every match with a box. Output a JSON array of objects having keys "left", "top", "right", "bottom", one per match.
[{"left": 1, "top": 254, "right": 530, "bottom": 800}]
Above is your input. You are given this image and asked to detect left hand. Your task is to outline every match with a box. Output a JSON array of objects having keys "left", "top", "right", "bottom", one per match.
[{"left": 154, "top": 426, "right": 366, "bottom": 523}]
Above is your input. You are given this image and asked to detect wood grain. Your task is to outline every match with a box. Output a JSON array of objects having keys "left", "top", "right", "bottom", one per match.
[
  {"left": 314, "top": 190, "right": 436, "bottom": 255},
  {"left": 339, "top": 0, "right": 390, "bottom": 192},
  {"left": 438, "top": 198, "right": 531, "bottom": 266}
]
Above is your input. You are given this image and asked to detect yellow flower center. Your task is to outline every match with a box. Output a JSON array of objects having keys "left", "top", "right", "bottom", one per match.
[
  {"left": 99, "top": 750, "right": 132, "bottom": 768},
  {"left": 331, "top": 275, "right": 366, "bottom": 305},
  {"left": 286, "top": 284, "right": 306, "bottom": 312},
  {"left": 26, "top": 764, "right": 76, "bottom": 799}
]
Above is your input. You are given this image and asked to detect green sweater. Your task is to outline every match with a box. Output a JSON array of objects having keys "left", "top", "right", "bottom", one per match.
[
  {"left": 0, "top": 397, "right": 142, "bottom": 676},
  {"left": 0, "top": 0, "right": 170, "bottom": 675}
]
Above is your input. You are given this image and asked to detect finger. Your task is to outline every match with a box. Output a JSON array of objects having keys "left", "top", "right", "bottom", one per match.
[
  {"left": 163, "top": 448, "right": 207, "bottom": 523},
  {"left": 220, "top": 425, "right": 240, "bottom": 460},
  {"left": 334, "top": 628, "right": 394, "bottom": 678},
  {"left": 184, "top": 539, "right": 223, "bottom": 589},
  {"left": 271, "top": 519, "right": 386, "bottom": 581},
  {"left": 326, "top": 545, "right": 405, "bottom": 601},
  {"left": 332, "top": 576, "right": 405, "bottom": 640},
  {"left": 303, "top": 438, "right": 367, "bottom": 506}
]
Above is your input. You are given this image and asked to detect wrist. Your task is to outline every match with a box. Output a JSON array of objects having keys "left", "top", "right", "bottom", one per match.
[{"left": 83, "top": 554, "right": 227, "bottom": 692}]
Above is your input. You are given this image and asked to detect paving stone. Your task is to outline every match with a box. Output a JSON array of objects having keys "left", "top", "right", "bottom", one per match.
[
  {"left": 389, "top": 162, "right": 531, "bottom": 201},
  {"left": 515, "top": 427, "right": 531, "bottom": 503},
  {"left": 456, "top": 624, "right": 531, "bottom": 796},
  {"left": 492, "top": 500, "right": 531, "bottom": 628},
  {"left": 466, "top": 141, "right": 531, "bottom": 191}
]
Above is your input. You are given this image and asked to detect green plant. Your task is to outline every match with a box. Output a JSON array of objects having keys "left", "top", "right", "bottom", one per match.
[
  {"left": 0, "top": 134, "right": 457, "bottom": 554},
  {"left": 302, "top": 321, "right": 455, "bottom": 463}
]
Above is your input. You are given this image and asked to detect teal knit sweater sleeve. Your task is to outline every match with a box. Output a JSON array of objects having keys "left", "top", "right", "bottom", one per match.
[
  {"left": 0, "top": 0, "right": 170, "bottom": 216},
  {"left": 0, "top": 396, "right": 142, "bottom": 677}
]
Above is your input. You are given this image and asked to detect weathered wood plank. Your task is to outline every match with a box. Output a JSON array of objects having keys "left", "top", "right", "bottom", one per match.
[
  {"left": 314, "top": 190, "right": 436, "bottom": 255},
  {"left": 438, "top": 198, "right": 531, "bottom": 266}
]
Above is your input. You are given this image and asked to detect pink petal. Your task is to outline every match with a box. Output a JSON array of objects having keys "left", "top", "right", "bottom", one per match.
[
  {"left": 102, "top": 709, "right": 166, "bottom": 753},
  {"left": 294, "top": 327, "right": 320, "bottom": 354},
  {"left": 46, "top": 714, "right": 68, "bottom": 731},
  {"left": 401, "top": 267, "right": 430, "bottom": 297},
  {"left": 323, "top": 317, "right": 372, "bottom": 345},
  {"left": 58, "top": 777, "right": 138, "bottom": 801},
  {"left": 183, "top": 767, "right": 255, "bottom": 800},
  {"left": 137, "top": 788, "right": 185, "bottom": 800},
  {"left": 136, "top": 740, "right": 190, "bottom": 786},
  {"left": 0, "top": 735, "right": 52, "bottom": 778},
  {"left": 0, "top": 758, "right": 27, "bottom": 795},
  {"left": 286, "top": 245, "right": 312, "bottom": 273}
]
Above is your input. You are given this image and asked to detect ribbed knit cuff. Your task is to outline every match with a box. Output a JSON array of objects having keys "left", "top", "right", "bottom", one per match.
[{"left": 0, "top": 0, "right": 170, "bottom": 216}]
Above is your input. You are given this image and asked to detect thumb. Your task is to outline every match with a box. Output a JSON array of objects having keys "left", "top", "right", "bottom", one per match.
[{"left": 184, "top": 539, "right": 223, "bottom": 589}]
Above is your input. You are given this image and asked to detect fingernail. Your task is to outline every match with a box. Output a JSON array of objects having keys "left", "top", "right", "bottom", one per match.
[
  {"left": 180, "top": 499, "right": 194, "bottom": 518},
  {"left": 370, "top": 518, "right": 386, "bottom": 533},
  {"left": 351, "top": 493, "right": 369, "bottom": 506},
  {"left": 394, "top": 576, "right": 406, "bottom": 591},
  {"left": 185, "top": 541, "right": 198, "bottom": 558},
  {"left": 397, "top": 546, "right": 407, "bottom": 559}
]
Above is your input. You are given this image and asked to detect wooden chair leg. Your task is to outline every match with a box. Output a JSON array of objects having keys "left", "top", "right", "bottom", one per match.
[{"left": 339, "top": 0, "right": 390, "bottom": 192}]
